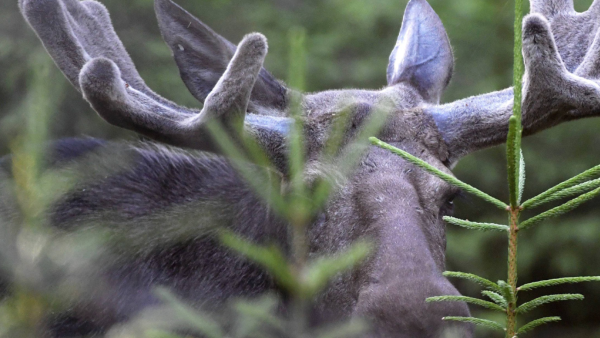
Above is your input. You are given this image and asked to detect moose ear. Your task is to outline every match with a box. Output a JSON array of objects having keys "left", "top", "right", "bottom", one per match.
[
  {"left": 154, "top": 0, "right": 288, "bottom": 112},
  {"left": 387, "top": 0, "right": 453, "bottom": 104}
]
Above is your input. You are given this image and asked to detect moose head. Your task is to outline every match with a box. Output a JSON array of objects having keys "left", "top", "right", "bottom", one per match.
[{"left": 15, "top": 0, "right": 600, "bottom": 336}]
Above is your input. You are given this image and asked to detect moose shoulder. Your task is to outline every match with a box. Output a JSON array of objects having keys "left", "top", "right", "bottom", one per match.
[{"left": 6, "top": 0, "right": 600, "bottom": 337}]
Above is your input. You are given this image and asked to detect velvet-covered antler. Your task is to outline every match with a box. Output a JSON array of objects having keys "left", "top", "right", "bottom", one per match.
[
  {"left": 429, "top": 0, "right": 600, "bottom": 164},
  {"left": 19, "top": 0, "right": 291, "bottom": 155},
  {"left": 154, "top": 0, "right": 289, "bottom": 115}
]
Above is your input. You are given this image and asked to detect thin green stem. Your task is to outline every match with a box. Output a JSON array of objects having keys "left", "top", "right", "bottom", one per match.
[
  {"left": 519, "top": 277, "right": 600, "bottom": 292},
  {"left": 522, "top": 164, "right": 600, "bottom": 209},
  {"left": 517, "top": 317, "right": 561, "bottom": 335},
  {"left": 507, "top": 0, "right": 524, "bottom": 334},
  {"left": 443, "top": 271, "right": 503, "bottom": 294},
  {"left": 370, "top": 138, "right": 508, "bottom": 210},
  {"left": 517, "top": 294, "right": 584, "bottom": 314},
  {"left": 512, "top": 0, "right": 524, "bottom": 131},
  {"left": 444, "top": 216, "right": 509, "bottom": 232},
  {"left": 531, "top": 178, "right": 600, "bottom": 208},
  {"left": 443, "top": 317, "right": 505, "bottom": 332},
  {"left": 520, "top": 186, "right": 600, "bottom": 231},
  {"left": 426, "top": 296, "right": 505, "bottom": 312}
]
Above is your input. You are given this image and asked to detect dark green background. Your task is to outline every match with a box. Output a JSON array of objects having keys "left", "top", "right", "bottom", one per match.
[{"left": 1, "top": 0, "right": 599, "bottom": 336}]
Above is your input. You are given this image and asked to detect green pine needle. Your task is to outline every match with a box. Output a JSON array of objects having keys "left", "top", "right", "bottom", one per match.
[
  {"left": 442, "top": 317, "right": 505, "bottom": 332},
  {"left": 516, "top": 294, "right": 584, "bottom": 314},
  {"left": 154, "top": 288, "right": 224, "bottom": 338},
  {"left": 207, "top": 122, "right": 288, "bottom": 217},
  {"left": 303, "top": 241, "right": 371, "bottom": 297},
  {"left": 517, "top": 317, "right": 561, "bottom": 335},
  {"left": 426, "top": 296, "right": 505, "bottom": 312},
  {"left": 443, "top": 272, "right": 502, "bottom": 293},
  {"left": 220, "top": 231, "right": 298, "bottom": 292},
  {"left": 370, "top": 138, "right": 508, "bottom": 210},
  {"left": 498, "top": 280, "right": 516, "bottom": 307},
  {"left": 444, "top": 216, "right": 509, "bottom": 232},
  {"left": 527, "top": 178, "right": 600, "bottom": 209},
  {"left": 507, "top": 116, "right": 519, "bottom": 207},
  {"left": 519, "top": 277, "right": 600, "bottom": 292},
  {"left": 522, "top": 164, "right": 600, "bottom": 209},
  {"left": 482, "top": 291, "right": 508, "bottom": 309},
  {"left": 520, "top": 187, "right": 600, "bottom": 230}
]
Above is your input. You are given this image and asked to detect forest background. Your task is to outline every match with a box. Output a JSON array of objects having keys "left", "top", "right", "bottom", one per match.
[{"left": 0, "top": 0, "right": 599, "bottom": 336}]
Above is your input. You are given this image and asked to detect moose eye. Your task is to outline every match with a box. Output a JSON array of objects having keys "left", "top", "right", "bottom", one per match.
[{"left": 440, "top": 189, "right": 462, "bottom": 217}]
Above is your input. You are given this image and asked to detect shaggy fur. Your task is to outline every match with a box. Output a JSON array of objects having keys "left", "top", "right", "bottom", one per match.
[{"left": 9, "top": 0, "right": 600, "bottom": 337}]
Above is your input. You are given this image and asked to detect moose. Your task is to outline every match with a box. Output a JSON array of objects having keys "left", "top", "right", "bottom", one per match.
[{"left": 5, "top": 0, "right": 600, "bottom": 336}]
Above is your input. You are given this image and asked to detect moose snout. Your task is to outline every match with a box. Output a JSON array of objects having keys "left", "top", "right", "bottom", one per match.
[{"left": 353, "top": 278, "right": 474, "bottom": 338}]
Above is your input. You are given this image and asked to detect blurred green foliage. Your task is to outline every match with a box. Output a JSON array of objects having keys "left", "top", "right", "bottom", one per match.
[{"left": 1, "top": 0, "right": 600, "bottom": 337}]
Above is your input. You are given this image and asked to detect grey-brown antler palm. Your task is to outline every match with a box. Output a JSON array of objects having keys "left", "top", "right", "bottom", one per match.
[
  {"left": 19, "top": 0, "right": 291, "bottom": 155},
  {"left": 430, "top": 0, "right": 600, "bottom": 163}
]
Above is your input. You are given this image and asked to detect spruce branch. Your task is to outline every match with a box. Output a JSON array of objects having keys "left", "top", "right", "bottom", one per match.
[
  {"left": 370, "top": 138, "right": 508, "bottom": 210},
  {"left": 516, "top": 294, "right": 584, "bottom": 314},
  {"left": 505, "top": 100, "right": 522, "bottom": 338},
  {"left": 443, "top": 272, "right": 503, "bottom": 294},
  {"left": 516, "top": 317, "right": 561, "bottom": 335},
  {"left": 519, "top": 277, "right": 600, "bottom": 292},
  {"left": 444, "top": 217, "right": 509, "bottom": 232},
  {"left": 442, "top": 317, "right": 505, "bottom": 332},
  {"left": 520, "top": 187, "right": 600, "bottom": 230},
  {"left": 220, "top": 231, "right": 298, "bottom": 293},
  {"left": 522, "top": 164, "right": 600, "bottom": 209},
  {"left": 526, "top": 178, "right": 600, "bottom": 209},
  {"left": 498, "top": 280, "right": 516, "bottom": 307},
  {"left": 426, "top": 296, "right": 505, "bottom": 312},
  {"left": 303, "top": 241, "right": 371, "bottom": 297},
  {"left": 154, "top": 288, "right": 224, "bottom": 338},
  {"left": 482, "top": 291, "right": 508, "bottom": 309}
]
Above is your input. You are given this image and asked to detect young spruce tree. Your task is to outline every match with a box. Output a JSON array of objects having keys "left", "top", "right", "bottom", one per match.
[{"left": 371, "top": 0, "right": 600, "bottom": 337}]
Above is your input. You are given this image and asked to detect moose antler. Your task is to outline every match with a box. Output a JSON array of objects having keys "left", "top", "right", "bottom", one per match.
[
  {"left": 19, "top": 0, "right": 291, "bottom": 155},
  {"left": 429, "top": 0, "right": 600, "bottom": 163},
  {"left": 154, "top": 0, "right": 289, "bottom": 114}
]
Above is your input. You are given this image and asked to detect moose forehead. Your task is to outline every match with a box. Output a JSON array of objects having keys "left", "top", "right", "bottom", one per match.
[
  {"left": 302, "top": 83, "right": 423, "bottom": 115},
  {"left": 299, "top": 84, "right": 456, "bottom": 220},
  {"left": 301, "top": 84, "right": 450, "bottom": 164}
]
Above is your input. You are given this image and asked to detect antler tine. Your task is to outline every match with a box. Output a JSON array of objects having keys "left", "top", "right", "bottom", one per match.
[
  {"left": 20, "top": 0, "right": 89, "bottom": 90},
  {"left": 588, "top": 0, "right": 600, "bottom": 14},
  {"left": 429, "top": 5, "right": 600, "bottom": 164},
  {"left": 530, "top": 0, "right": 574, "bottom": 18},
  {"left": 20, "top": 0, "right": 180, "bottom": 109},
  {"left": 200, "top": 34, "right": 268, "bottom": 131},
  {"left": 21, "top": 0, "right": 291, "bottom": 156},
  {"left": 575, "top": 29, "right": 600, "bottom": 79},
  {"left": 576, "top": 1, "right": 600, "bottom": 78},
  {"left": 154, "top": 0, "right": 290, "bottom": 114},
  {"left": 521, "top": 14, "right": 600, "bottom": 122},
  {"left": 80, "top": 33, "right": 269, "bottom": 151}
]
